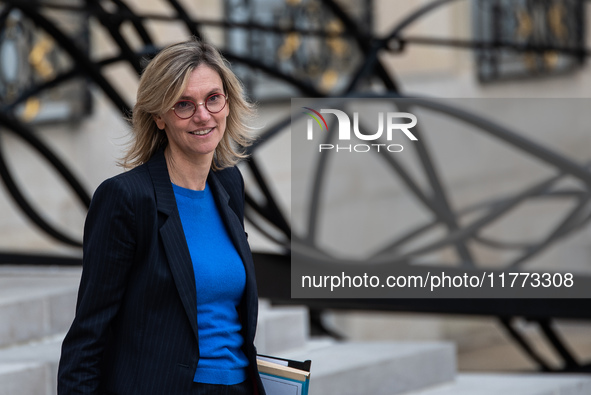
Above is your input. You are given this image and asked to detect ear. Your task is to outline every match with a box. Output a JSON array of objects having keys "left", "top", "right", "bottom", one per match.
[
  {"left": 223, "top": 100, "right": 230, "bottom": 118},
  {"left": 153, "top": 114, "right": 166, "bottom": 130}
]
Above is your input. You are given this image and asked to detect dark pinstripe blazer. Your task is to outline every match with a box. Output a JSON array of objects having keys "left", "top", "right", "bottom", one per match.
[{"left": 58, "top": 149, "right": 265, "bottom": 395}]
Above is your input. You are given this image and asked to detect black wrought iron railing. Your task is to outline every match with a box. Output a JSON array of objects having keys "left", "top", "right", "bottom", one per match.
[{"left": 1, "top": 0, "right": 590, "bottom": 372}]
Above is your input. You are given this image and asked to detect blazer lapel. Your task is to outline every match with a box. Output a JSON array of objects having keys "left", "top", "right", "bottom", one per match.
[
  {"left": 147, "top": 150, "right": 199, "bottom": 342},
  {"left": 207, "top": 171, "right": 251, "bottom": 265},
  {"left": 208, "top": 170, "right": 258, "bottom": 344},
  {"left": 146, "top": 152, "right": 257, "bottom": 347}
]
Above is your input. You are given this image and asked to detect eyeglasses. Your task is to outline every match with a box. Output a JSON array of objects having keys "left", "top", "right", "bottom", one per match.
[{"left": 171, "top": 93, "right": 227, "bottom": 119}]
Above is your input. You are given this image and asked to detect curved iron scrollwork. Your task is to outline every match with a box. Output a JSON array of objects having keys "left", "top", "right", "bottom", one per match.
[
  {"left": 291, "top": 94, "right": 591, "bottom": 271},
  {"left": 1, "top": 0, "right": 590, "bottom": 372}
]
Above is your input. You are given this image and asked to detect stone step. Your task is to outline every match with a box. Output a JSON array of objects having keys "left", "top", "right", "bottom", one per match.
[
  {"left": 0, "top": 266, "right": 80, "bottom": 347},
  {"left": 1, "top": 338, "right": 456, "bottom": 395},
  {"left": 0, "top": 335, "right": 62, "bottom": 395},
  {"left": 405, "top": 373, "right": 591, "bottom": 395},
  {"left": 255, "top": 300, "right": 309, "bottom": 355},
  {"left": 279, "top": 340, "right": 456, "bottom": 395},
  {"left": 0, "top": 362, "right": 50, "bottom": 395}
]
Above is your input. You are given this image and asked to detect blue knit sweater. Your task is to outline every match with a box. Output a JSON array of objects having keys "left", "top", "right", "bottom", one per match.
[{"left": 173, "top": 182, "right": 249, "bottom": 385}]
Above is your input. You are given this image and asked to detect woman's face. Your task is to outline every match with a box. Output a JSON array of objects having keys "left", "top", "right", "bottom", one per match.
[{"left": 154, "top": 64, "right": 229, "bottom": 164}]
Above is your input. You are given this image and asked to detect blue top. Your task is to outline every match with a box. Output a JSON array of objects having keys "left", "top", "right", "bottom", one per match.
[{"left": 173, "top": 182, "right": 249, "bottom": 385}]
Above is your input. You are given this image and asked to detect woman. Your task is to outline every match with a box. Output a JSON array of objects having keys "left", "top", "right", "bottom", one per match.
[{"left": 58, "top": 39, "right": 265, "bottom": 395}]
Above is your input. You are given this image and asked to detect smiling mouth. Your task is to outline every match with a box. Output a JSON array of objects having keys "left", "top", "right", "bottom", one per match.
[{"left": 188, "top": 128, "right": 213, "bottom": 136}]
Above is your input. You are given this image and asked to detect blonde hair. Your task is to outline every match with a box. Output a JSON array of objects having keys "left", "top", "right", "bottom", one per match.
[{"left": 121, "top": 39, "right": 255, "bottom": 170}]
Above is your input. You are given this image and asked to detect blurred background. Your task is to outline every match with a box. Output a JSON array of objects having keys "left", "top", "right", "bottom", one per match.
[{"left": 1, "top": 0, "right": 591, "bottom": 394}]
